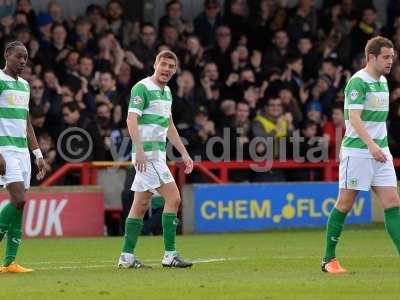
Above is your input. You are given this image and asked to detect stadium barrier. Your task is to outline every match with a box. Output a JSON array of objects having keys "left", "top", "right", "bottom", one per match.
[
  {"left": 39, "top": 160, "right": 400, "bottom": 232},
  {"left": 0, "top": 186, "right": 104, "bottom": 237}
]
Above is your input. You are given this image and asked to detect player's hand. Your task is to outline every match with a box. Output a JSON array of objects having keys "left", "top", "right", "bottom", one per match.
[
  {"left": 134, "top": 149, "right": 147, "bottom": 172},
  {"left": 36, "top": 158, "right": 46, "bottom": 180},
  {"left": 368, "top": 142, "right": 387, "bottom": 163},
  {"left": 182, "top": 153, "right": 193, "bottom": 174},
  {"left": 0, "top": 153, "right": 5, "bottom": 175}
]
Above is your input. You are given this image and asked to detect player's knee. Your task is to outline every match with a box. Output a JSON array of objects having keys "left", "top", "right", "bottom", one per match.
[
  {"left": 385, "top": 195, "right": 400, "bottom": 208},
  {"left": 167, "top": 196, "right": 181, "bottom": 210},
  {"left": 335, "top": 201, "right": 353, "bottom": 213}
]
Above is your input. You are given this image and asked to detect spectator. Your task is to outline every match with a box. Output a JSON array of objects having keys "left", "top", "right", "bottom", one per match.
[
  {"left": 286, "top": 0, "right": 318, "bottom": 43},
  {"left": 110, "top": 121, "right": 131, "bottom": 161},
  {"left": 262, "top": 30, "right": 294, "bottom": 72},
  {"left": 251, "top": 97, "right": 293, "bottom": 182},
  {"left": 36, "top": 12, "right": 53, "bottom": 47},
  {"left": 204, "top": 25, "right": 234, "bottom": 80},
  {"left": 351, "top": 6, "right": 381, "bottom": 57},
  {"left": 59, "top": 101, "right": 105, "bottom": 163},
  {"left": 30, "top": 78, "right": 50, "bottom": 113},
  {"left": 194, "top": 0, "right": 223, "bottom": 47},
  {"left": 47, "top": 1, "right": 67, "bottom": 29},
  {"left": 106, "top": 0, "right": 138, "bottom": 48},
  {"left": 323, "top": 103, "right": 345, "bottom": 160},
  {"left": 86, "top": 4, "right": 108, "bottom": 35},
  {"left": 128, "top": 23, "right": 157, "bottom": 78},
  {"left": 223, "top": 0, "right": 249, "bottom": 42},
  {"left": 158, "top": 0, "right": 190, "bottom": 37},
  {"left": 248, "top": 0, "right": 274, "bottom": 51},
  {"left": 30, "top": 106, "right": 48, "bottom": 138},
  {"left": 289, "top": 120, "right": 325, "bottom": 181},
  {"left": 173, "top": 70, "right": 205, "bottom": 130},
  {"left": 38, "top": 23, "right": 72, "bottom": 71}
]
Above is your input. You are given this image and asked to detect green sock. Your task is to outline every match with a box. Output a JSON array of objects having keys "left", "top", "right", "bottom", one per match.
[
  {"left": 121, "top": 218, "right": 143, "bottom": 253},
  {"left": 384, "top": 207, "right": 400, "bottom": 254},
  {"left": 4, "top": 209, "right": 23, "bottom": 266},
  {"left": 324, "top": 207, "right": 347, "bottom": 261},
  {"left": 0, "top": 203, "right": 19, "bottom": 242},
  {"left": 162, "top": 213, "right": 178, "bottom": 252}
]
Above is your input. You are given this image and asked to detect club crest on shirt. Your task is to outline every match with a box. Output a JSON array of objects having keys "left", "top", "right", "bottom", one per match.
[
  {"left": 350, "top": 89, "right": 359, "bottom": 101},
  {"left": 132, "top": 96, "right": 142, "bottom": 105}
]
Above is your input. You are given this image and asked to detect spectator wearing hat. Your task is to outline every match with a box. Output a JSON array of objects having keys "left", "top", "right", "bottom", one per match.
[
  {"left": 36, "top": 12, "right": 53, "bottom": 47},
  {"left": 194, "top": 0, "right": 223, "bottom": 48}
]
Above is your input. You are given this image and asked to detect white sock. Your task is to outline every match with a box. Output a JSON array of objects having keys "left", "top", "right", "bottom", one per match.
[{"left": 164, "top": 251, "right": 177, "bottom": 257}]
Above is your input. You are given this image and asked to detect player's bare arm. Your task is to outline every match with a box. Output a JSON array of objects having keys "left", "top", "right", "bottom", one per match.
[
  {"left": 127, "top": 112, "right": 146, "bottom": 172},
  {"left": 348, "top": 109, "right": 386, "bottom": 162},
  {"left": 167, "top": 116, "right": 193, "bottom": 174},
  {"left": 26, "top": 116, "right": 46, "bottom": 180}
]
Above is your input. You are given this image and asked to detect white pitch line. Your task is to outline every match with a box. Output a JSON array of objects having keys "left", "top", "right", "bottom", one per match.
[{"left": 31, "top": 257, "right": 247, "bottom": 271}]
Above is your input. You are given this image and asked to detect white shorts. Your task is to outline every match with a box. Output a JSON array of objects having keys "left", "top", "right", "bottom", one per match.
[
  {"left": 0, "top": 150, "right": 31, "bottom": 189},
  {"left": 339, "top": 156, "right": 397, "bottom": 191},
  {"left": 131, "top": 159, "right": 174, "bottom": 193}
]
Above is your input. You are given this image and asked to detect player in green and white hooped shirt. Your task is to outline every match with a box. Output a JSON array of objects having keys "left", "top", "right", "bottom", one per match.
[
  {"left": 118, "top": 50, "right": 194, "bottom": 268},
  {"left": 322, "top": 36, "right": 400, "bottom": 273},
  {"left": 0, "top": 41, "right": 46, "bottom": 273}
]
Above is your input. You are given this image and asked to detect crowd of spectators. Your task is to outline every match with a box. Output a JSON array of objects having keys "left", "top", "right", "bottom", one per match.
[{"left": 1, "top": 0, "right": 400, "bottom": 183}]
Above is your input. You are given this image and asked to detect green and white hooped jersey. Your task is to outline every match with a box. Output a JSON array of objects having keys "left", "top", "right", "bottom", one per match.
[
  {"left": 128, "top": 77, "right": 172, "bottom": 161},
  {"left": 0, "top": 70, "right": 29, "bottom": 153},
  {"left": 342, "top": 69, "right": 391, "bottom": 158}
]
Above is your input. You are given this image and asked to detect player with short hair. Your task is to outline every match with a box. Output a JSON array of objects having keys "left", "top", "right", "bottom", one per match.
[
  {"left": 117, "top": 50, "right": 194, "bottom": 268},
  {"left": 0, "top": 41, "right": 46, "bottom": 273},
  {"left": 322, "top": 36, "right": 400, "bottom": 273}
]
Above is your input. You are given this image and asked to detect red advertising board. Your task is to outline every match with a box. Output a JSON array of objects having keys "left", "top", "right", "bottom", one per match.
[{"left": 0, "top": 187, "right": 105, "bottom": 237}]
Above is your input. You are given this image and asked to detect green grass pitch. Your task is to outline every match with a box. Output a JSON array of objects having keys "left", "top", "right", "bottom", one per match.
[{"left": 1, "top": 225, "right": 400, "bottom": 300}]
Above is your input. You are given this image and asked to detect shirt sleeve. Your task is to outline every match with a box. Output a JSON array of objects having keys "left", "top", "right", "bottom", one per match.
[
  {"left": 345, "top": 77, "right": 367, "bottom": 110},
  {"left": 128, "top": 83, "right": 148, "bottom": 116}
]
